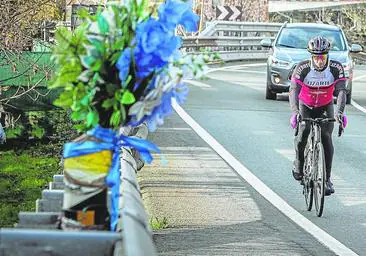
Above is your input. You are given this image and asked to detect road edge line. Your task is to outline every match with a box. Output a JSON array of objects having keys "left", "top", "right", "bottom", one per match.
[{"left": 172, "top": 99, "right": 358, "bottom": 256}]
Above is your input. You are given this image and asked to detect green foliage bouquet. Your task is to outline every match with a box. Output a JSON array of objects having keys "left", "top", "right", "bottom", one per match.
[
  {"left": 50, "top": 0, "right": 211, "bottom": 132},
  {"left": 50, "top": 0, "right": 215, "bottom": 230}
]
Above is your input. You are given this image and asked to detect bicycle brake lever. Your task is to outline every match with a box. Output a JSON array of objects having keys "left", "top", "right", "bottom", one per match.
[{"left": 338, "top": 124, "right": 344, "bottom": 137}]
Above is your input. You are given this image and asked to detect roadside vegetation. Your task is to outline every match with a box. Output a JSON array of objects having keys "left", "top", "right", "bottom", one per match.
[{"left": 0, "top": 110, "right": 76, "bottom": 227}]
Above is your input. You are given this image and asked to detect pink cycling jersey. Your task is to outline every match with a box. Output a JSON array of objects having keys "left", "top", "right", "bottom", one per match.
[{"left": 290, "top": 60, "right": 347, "bottom": 108}]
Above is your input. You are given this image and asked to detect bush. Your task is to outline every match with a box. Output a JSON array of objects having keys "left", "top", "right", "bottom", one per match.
[{"left": 0, "top": 150, "right": 59, "bottom": 227}]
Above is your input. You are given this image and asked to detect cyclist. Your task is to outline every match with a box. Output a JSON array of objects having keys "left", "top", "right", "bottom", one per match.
[{"left": 289, "top": 36, "right": 347, "bottom": 196}]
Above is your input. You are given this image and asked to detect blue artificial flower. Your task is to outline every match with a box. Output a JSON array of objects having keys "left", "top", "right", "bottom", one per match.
[
  {"left": 158, "top": 0, "right": 199, "bottom": 32},
  {"left": 116, "top": 48, "right": 131, "bottom": 84},
  {"left": 133, "top": 19, "right": 181, "bottom": 80},
  {"left": 173, "top": 83, "right": 189, "bottom": 104},
  {"left": 156, "top": 36, "right": 182, "bottom": 62},
  {"left": 136, "top": 18, "right": 168, "bottom": 54},
  {"left": 179, "top": 8, "right": 200, "bottom": 32},
  {"left": 134, "top": 47, "right": 166, "bottom": 81},
  {"left": 158, "top": 0, "right": 190, "bottom": 30},
  {"left": 146, "top": 91, "right": 174, "bottom": 132}
]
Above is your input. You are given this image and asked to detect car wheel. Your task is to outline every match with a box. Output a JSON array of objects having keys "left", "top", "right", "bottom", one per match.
[{"left": 266, "top": 83, "right": 277, "bottom": 100}]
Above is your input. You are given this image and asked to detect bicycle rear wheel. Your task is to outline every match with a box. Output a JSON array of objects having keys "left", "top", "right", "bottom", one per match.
[
  {"left": 313, "top": 143, "right": 326, "bottom": 217},
  {"left": 303, "top": 145, "right": 313, "bottom": 211}
]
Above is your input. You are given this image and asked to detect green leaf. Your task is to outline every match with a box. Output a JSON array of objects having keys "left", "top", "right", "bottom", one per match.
[
  {"left": 78, "top": 70, "right": 93, "bottom": 82},
  {"left": 73, "top": 123, "right": 86, "bottom": 132},
  {"left": 80, "top": 95, "right": 89, "bottom": 106},
  {"left": 110, "top": 110, "right": 121, "bottom": 127},
  {"left": 80, "top": 55, "right": 96, "bottom": 69},
  {"left": 86, "top": 111, "right": 98, "bottom": 127},
  {"left": 71, "top": 111, "right": 87, "bottom": 121},
  {"left": 102, "top": 99, "right": 113, "bottom": 109},
  {"left": 53, "top": 90, "right": 73, "bottom": 107},
  {"left": 91, "top": 60, "right": 103, "bottom": 72},
  {"left": 111, "top": 52, "right": 122, "bottom": 65},
  {"left": 120, "top": 105, "right": 126, "bottom": 124},
  {"left": 121, "top": 90, "right": 135, "bottom": 105},
  {"left": 97, "top": 15, "right": 109, "bottom": 34},
  {"left": 31, "top": 126, "right": 45, "bottom": 138},
  {"left": 77, "top": 8, "right": 91, "bottom": 20},
  {"left": 89, "top": 38, "right": 105, "bottom": 53}
]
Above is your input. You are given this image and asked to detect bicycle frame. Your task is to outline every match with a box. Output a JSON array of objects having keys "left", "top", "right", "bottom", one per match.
[{"left": 301, "top": 117, "right": 335, "bottom": 217}]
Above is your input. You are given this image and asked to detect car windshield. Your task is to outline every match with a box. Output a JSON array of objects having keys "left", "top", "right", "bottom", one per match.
[{"left": 276, "top": 27, "right": 346, "bottom": 51}]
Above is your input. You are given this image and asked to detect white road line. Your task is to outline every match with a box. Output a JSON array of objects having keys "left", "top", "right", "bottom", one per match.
[
  {"left": 158, "top": 127, "right": 192, "bottom": 131},
  {"left": 343, "top": 134, "right": 366, "bottom": 138},
  {"left": 351, "top": 100, "right": 366, "bottom": 114},
  {"left": 183, "top": 80, "right": 212, "bottom": 88},
  {"left": 275, "top": 149, "right": 295, "bottom": 162},
  {"left": 172, "top": 99, "right": 358, "bottom": 256},
  {"left": 252, "top": 131, "right": 275, "bottom": 136},
  {"left": 347, "top": 73, "right": 366, "bottom": 115},
  {"left": 207, "top": 63, "right": 267, "bottom": 74},
  {"left": 215, "top": 70, "right": 267, "bottom": 74},
  {"left": 229, "top": 81, "right": 263, "bottom": 91},
  {"left": 158, "top": 146, "right": 212, "bottom": 151},
  {"left": 352, "top": 74, "right": 366, "bottom": 81}
]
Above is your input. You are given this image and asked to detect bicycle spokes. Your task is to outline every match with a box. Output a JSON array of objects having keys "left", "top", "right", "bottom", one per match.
[
  {"left": 303, "top": 150, "right": 313, "bottom": 211},
  {"left": 313, "top": 144, "right": 326, "bottom": 217}
]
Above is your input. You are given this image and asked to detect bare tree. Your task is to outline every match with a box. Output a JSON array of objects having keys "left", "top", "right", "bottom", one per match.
[
  {"left": 0, "top": 0, "right": 64, "bottom": 128},
  {"left": 269, "top": 3, "right": 366, "bottom": 48}
]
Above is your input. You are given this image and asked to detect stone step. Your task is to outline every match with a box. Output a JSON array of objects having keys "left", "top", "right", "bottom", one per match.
[
  {"left": 18, "top": 212, "right": 59, "bottom": 225},
  {"left": 42, "top": 189, "right": 64, "bottom": 201},
  {"left": 36, "top": 199, "right": 63, "bottom": 212},
  {"left": 49, "top": 182, "right": 65, "bottom": 190},
  {"left": 53, "top": 175, "right": 64, "bottom": 183}
]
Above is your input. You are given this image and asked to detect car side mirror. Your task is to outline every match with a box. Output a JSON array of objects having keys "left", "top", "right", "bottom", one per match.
[
  {"left": 350, "top": 44, "right": 362, "bottom": 53},
  {"left": 260, "top": 38, "right": 272, "bottom": 48}
]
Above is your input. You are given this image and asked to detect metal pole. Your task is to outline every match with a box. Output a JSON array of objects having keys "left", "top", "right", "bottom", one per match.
[{"left": 199, "top": 0, "right": 204, "bottom": 33}]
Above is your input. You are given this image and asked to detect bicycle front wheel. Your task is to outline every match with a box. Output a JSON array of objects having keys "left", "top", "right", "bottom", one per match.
[
  {"left": 313, "top": 143, "right": 326, "bottom": 217},
  {"left": 303, "top": 144, "right": 313, "bottom": 211}
]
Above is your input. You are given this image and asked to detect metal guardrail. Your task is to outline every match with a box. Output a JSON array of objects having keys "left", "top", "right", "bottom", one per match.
[
  {"left": 353, "top": 52, "right": 366, "bottom": 65},
  {"left": 0, "top": 125, "right": 157, "bottom": 256},
  {"left": 182, "top": 21, "right": 366, "bottom": 65},
  {"left": 182, "top": 21, "right": 282, "bottom": 62}
]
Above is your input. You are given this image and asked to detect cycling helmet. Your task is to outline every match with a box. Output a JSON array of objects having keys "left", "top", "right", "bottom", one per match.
[{"left": 307, "top": 36, "right": 331, "bottom": 55}]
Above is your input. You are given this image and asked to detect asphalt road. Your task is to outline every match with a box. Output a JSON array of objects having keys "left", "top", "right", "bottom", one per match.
[{"left": 177, "top": 63, "right": 366, "bottom": 255}]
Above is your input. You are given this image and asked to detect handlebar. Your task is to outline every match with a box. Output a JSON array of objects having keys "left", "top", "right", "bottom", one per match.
[
  {"left": 295, "top": 117, "right": 344, "bottom": 137},
  {"left": 301, "top": 117, "right": 336, "bottom": 123}
]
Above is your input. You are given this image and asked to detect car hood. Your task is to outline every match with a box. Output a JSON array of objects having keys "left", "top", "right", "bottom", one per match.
[{"left": 273, "top": 47, "right": 349, "bottom": 64}]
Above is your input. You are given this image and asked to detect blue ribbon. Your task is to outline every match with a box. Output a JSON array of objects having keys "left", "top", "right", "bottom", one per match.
[{"left": 63, "top": 126, "right": 160, "bottom": 231}]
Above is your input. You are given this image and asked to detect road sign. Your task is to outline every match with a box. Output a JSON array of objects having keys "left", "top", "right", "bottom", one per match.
[{"left": 216, "top": 6, "right": 242, "bottom": 21}]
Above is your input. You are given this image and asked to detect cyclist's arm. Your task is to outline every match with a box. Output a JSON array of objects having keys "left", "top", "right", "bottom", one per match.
[
  {"left": 330, "top": 60, "right": 347, "bottom": 114},
  {"left": 290, "top": 61, "right": 310, "bottom": 114},
  {"left": 289, "top": 79, "right": 300, "bottom": 114}
]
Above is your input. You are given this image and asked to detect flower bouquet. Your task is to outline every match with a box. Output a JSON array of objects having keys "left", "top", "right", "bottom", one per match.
[{"left": 49, "top": 0, "right": 216, "bottom": 231}]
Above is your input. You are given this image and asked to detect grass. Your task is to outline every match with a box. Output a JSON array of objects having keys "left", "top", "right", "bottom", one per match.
[
  {"left": 149, "top": 216, "right": 169, "bottom": 230},
  {"left": 0, "top": 150, "right": 59, "bottom": 227}
]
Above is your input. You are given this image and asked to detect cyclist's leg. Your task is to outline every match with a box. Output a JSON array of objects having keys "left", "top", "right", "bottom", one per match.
[
  {"left": 321, "top": 103, "right": 335, "bottom": 194},
  {"left": 293, "top": 103, "right": 311, "bottom": 180}
]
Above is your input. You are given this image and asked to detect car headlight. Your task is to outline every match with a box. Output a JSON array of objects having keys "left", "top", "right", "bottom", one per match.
[
  {"left": 270, "top": 56, "right": 292, "bottom": 68},
  {"left": 342, "top": 62, "right": 351, "bottom": 78}
]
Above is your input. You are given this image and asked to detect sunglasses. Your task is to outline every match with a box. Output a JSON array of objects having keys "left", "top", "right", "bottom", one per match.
[{"left": 312, "top": 54, "right": 328, "bottom": 61}]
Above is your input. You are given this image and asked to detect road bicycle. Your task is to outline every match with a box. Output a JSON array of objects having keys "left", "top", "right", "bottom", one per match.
[{"left": 298, "top": 117, "right": 343, "bottom": 217}]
